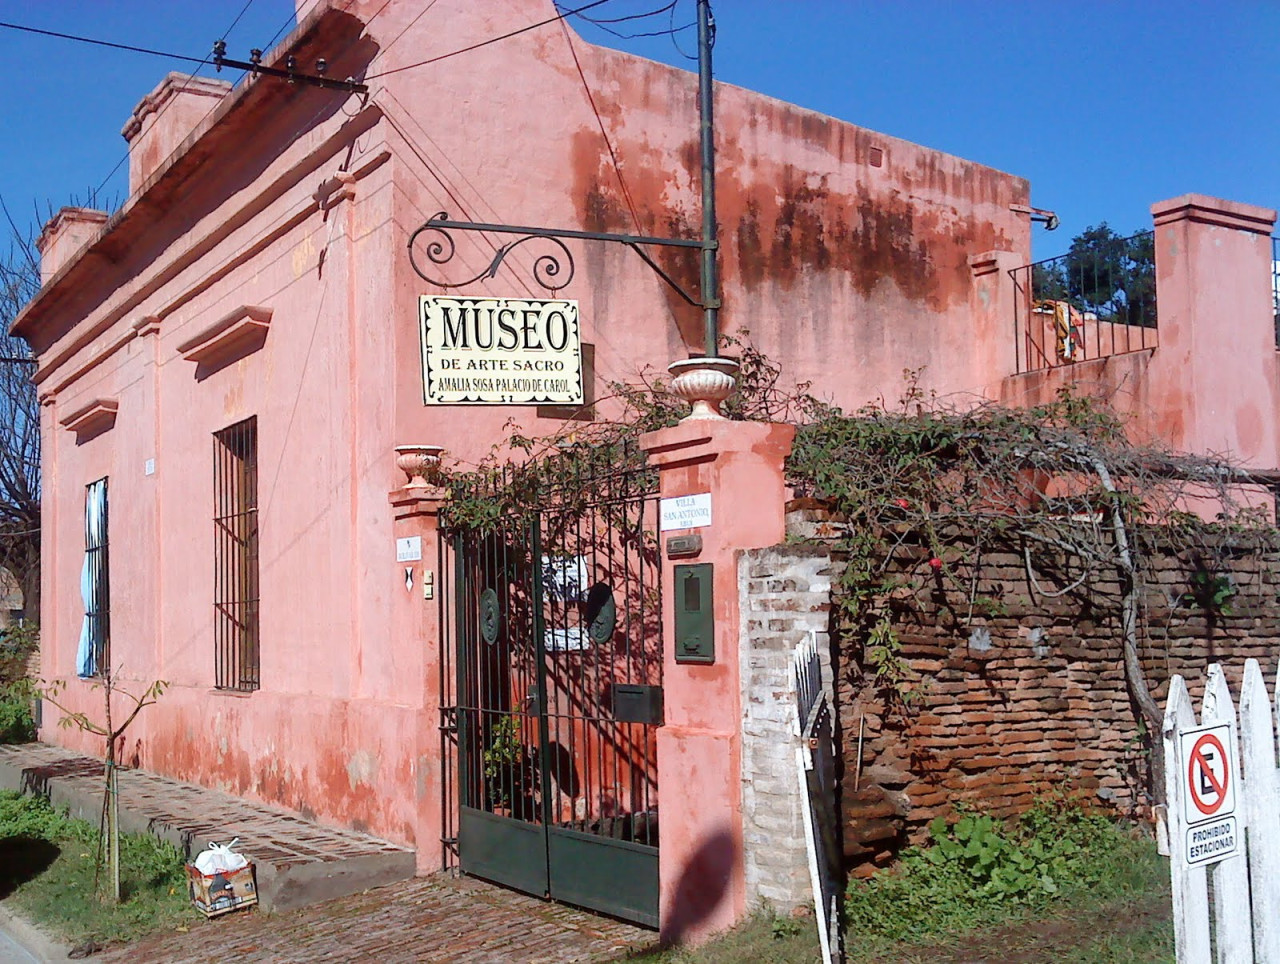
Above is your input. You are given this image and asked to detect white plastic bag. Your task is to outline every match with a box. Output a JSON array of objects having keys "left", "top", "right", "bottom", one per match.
[{"left": 193, "top": 838, "right": 249, "bottom": 875}]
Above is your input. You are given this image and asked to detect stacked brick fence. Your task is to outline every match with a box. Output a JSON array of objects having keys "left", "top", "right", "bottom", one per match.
[{"left": 741, "top": 504, "right": 1280, "bottom": 883}]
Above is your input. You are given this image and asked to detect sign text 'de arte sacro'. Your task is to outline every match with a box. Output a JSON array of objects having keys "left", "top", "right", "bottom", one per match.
[{"left": 419, "top": 296, "right": 584, "bottom": 405}]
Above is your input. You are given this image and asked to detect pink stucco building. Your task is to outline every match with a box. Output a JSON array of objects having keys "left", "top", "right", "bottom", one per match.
[{"left": 13, "top": 0, "right": 1278, "bottom": 939}]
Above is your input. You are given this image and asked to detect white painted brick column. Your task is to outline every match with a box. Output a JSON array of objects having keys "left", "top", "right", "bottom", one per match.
[{"left": 738, "top": 545, "right": 838, "bottom": 913}]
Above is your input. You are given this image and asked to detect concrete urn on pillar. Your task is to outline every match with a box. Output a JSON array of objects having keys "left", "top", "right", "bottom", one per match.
[
  {"left": 394, "top": 444, "right": 444, "bottom": 488},
  {"left": 667, "top": 357, "right": 740, "bottom": 420}
]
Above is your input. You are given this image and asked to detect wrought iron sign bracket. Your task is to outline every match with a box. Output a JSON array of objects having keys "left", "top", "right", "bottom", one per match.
[{"left": 407, "top": 213, "right": 717, "bottom": 309}]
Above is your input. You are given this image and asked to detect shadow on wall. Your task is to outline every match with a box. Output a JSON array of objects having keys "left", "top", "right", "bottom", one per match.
[{"left": 659, "top": 825, "right": 738, "bottom": 947}]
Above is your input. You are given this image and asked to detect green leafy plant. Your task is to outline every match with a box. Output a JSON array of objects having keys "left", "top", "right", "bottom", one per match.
[
  {"left": 36, "top": 673, "right": 168, "bottom": 903},
  {"left": 1181, "top": 567, "right": 1236, "bottom": 615},
  {"left": 864, "top": 614, "right": 916, "bottom": 706},
  {"left": 0, "top": 681, "right": 35, "bottom": 743},
  {"left": 770, "top": 915, "right": 803, "bottom": 940},
  {"left": 483, "top": 712, "right": 531, "bottom": 811},
  {"left": 0, "top": 623, "right": 38, "bottom": 684},
  {"left": 845, "top": 795, "right": 1143, "bottom": 944}
]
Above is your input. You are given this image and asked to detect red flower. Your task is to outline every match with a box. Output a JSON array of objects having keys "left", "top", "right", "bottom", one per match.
[
  {"left": 894, "top": 498, "right": 910, "bottom": 510},
  {"left": 928, "top": 557, "right": 943, "bottom": 571}
]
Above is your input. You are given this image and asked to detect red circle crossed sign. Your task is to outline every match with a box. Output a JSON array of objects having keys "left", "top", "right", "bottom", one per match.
[{"left": 1187, "top": 733, "right": 1230, "bottom": 816}]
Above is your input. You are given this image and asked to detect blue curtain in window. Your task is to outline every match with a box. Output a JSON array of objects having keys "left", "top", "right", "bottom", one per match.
[{"left": 76, "top": 478, "right": 107, "bottom": 678}]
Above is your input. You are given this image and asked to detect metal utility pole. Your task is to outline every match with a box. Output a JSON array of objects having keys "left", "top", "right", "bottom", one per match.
[{"left": 696, "top": 0, "right": 720, "bottom": 358}]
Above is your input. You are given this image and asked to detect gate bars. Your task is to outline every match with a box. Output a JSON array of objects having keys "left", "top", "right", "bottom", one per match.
[{"left": 438, "top": 439, "right": 663, "bottom": 868}]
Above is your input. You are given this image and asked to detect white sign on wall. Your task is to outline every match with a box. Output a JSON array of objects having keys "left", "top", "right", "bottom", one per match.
[
  {"left": 396, "top": 536, "right": 423, "bottom": 562},
  {"left": 660, "top": 493, "right": 712, "bottom": 531},
  {"left": 419, "top": 296, "right": 583, "bottom": 405},
  {"left": 1179, "top": 722, "right": 1239, "bottom": 866}
]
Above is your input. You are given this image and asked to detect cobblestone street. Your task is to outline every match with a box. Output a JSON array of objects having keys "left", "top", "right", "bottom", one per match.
[{"left": 97, "top": 873, "right": 653, "bottom": 963}]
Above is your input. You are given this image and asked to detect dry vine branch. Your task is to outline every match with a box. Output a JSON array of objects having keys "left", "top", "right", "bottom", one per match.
[{"left": 787, "top": 378, "right": 1276, "bottom": 807}]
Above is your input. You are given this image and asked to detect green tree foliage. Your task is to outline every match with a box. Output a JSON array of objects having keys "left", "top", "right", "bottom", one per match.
[{"left": 1034, "top": 223, "right": 1156, "bottom": 327}]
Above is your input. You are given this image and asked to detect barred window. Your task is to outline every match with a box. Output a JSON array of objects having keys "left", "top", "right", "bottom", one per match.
[
  {"left": 77, "top": 478, "right": 109, "bottom": 678},
  {"left": 214, "top": 418, "right": 259, "bottom": 691}
]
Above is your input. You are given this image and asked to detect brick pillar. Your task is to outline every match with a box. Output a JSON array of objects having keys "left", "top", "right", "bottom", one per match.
[
  {"left": 1149, "top": 194, "right": 1279, "bottom": 465},
  {"left": 389, "top": 482, "right": 449, "bottom": 873},
  {"left": 640, "top": 419, "right": 795, "bottom": 944}
]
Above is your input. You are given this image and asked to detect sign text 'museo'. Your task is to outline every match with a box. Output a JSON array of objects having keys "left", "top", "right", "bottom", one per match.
[{"left": 419, "top": 296, "right": 583, "bottom": 405}]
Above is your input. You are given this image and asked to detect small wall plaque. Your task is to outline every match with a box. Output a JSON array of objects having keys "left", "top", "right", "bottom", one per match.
[
  {"left": 396, "top": 536, "right": 422, "bottom": 562},
  {"left": 665, "top": 534, "right": 702, "bottom": 558},
  {"left": 660, "top": 492, "right": 712, "bottom": 531}
]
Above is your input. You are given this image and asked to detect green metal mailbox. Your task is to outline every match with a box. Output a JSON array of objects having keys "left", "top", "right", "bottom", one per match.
[{"left": 674, "top": 563, "right": 714, "bottom": 664}]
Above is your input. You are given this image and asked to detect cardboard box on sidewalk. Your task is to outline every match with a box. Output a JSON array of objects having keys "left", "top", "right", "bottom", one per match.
[{"left": 185, "top": 862, "right": 258, "bottom": 917}]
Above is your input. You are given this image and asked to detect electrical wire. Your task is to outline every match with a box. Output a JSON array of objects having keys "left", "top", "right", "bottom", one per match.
[
  {"left": 557, "top": 19, "right": 642, "bottom": 233},
  {"left": 670, "top": 0, "right": 698, "bottom": 61},
  {"left": 559, "top": 0, "right": 693, "bottom": 41},
  {"left": 569, "top": 1, "right": 677, "bottom": 23},
  {"left": 364, "top": 0, "right": 614, "bottom": 80},
  {"left": 0, "top": 19, "right": 205, "bottom": 64},
  {"left": 89, "top": 0, "right": 259, "bottom": 206}
]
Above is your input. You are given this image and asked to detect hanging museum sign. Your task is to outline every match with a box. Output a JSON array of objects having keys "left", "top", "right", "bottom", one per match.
[{"left": 418, "top": 295, "right": 583, "bottom": 405}]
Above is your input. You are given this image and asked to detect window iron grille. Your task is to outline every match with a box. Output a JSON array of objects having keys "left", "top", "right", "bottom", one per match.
[{"left": 214, "top": 417, "right": 259, "bottom": 691}]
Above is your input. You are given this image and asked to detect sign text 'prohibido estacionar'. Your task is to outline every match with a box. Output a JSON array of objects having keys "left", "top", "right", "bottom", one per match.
[{"left": 419, "top": 296, "right": 584, "bottom": 406}]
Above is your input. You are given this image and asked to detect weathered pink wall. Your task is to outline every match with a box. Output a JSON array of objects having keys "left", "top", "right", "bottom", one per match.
[
  {"left": 13, "top": 0, "right": 1031, "bottom": 878},
  {"left": 1002, "top": 194, "right": 1278, "bottom": 470}
]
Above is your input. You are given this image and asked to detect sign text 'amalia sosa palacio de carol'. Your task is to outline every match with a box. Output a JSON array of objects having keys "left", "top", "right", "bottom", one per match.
[{"left": 11, "top": 0, "right": 1054, "bottom": 932}]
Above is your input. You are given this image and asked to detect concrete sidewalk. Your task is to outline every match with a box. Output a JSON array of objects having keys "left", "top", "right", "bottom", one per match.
[{"left": 0, "top": 743, "right": 414, "bottom": 912}]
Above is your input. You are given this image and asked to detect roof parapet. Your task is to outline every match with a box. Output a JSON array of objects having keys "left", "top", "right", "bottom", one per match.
[
  {"left": 36, "top": 207, "right": 108, "bottom": 285},
  {"left": 121, "top": 73, "right": 232, "bottom": 197}
]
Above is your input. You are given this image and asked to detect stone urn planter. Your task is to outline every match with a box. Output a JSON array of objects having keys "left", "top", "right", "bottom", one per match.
[
  {"left": 667, "top": 356, "right": 740, "bottom": 421},
  {"left": 394, "top": 444, "right": 444, "bottom": 488}
]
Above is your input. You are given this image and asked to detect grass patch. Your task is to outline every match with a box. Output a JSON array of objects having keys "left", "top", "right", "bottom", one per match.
[
  {"left": 845, "top": 795, "right": 1172, "bottom": 962},
  {"left": 618, "top": 911, "right": 821, "bottom": 963},
  {"left": 612, "top": 796, "right": 1172, "bottom": 964},
  {"left": 0, "top": 789, "right": 196, "bottom": 946}
]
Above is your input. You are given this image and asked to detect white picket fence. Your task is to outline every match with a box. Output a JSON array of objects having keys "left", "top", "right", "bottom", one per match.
[
  {"left": 1161, "top": 659, "right": 1280, "bottom": 963},
  {"left": 793, "top": 633, "right": 843, "bottom": 964}
]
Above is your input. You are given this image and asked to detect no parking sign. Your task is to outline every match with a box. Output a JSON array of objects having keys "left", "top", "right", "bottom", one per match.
[{"left": 1179, "top": 722, "right": 1239, "bottom": 866}]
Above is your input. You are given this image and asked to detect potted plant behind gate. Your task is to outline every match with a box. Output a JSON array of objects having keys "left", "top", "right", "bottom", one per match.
[{"left": 483, "top": 711, "right": 536, "bottom": 819}]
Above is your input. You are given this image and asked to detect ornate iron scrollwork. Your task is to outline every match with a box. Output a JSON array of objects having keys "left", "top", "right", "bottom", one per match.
[
  {"left": 406, "top": 213, "right": 710, "bottom": 307},
  {"left": 409, "top": 212, "right": 575, "bottom": 293}
]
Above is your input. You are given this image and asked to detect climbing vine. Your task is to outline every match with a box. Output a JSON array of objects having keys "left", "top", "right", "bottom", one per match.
[
  {"left": 436, "top": 341, "right": 1275, "bottom": 804},
  {"left": 786, "top": 369, "right": 1276, "bottom": 798}
]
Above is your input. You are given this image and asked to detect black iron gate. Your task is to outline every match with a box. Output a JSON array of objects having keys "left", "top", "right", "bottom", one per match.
[{"left": 439, "top": 441, "right": 663, "bottom": 927}]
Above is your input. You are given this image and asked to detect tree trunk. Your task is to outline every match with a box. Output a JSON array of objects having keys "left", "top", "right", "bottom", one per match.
[{"left": 1089, "top": 454, "right": 1166, "bottom": 804}]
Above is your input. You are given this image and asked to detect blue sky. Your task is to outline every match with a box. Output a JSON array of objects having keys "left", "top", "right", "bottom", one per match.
[{"left": 0, "top": 0, "right": 1276, "bottom": 258}]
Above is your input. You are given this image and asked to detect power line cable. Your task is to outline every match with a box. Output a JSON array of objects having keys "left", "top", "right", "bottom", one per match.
[
  {"left": 365, "top": 0, "right": 614, "bottom": 80},
  {"left": 0, "top": 19, "right": 205, "bottom": 64},
  {"left": 587, "top": 19, "right": 694, "bottom": 40},
  {"left": 569, "top": 0, "right": 676, "bottom": 25},
  {"left": 89, "top": 0, "right": 259, "bottom": 206},
  {"left": 557, "top": 19, "right": 642, "bottom": 233},
  {"left": 559, "top": 0, "right": 694, "bottom": 40},
  {"left": 670, "top": 0, "right": 697, "bottom": 61}
]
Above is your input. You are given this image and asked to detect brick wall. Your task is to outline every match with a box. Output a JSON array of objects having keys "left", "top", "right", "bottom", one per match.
[
  {"left": 743, "top": 508, "right": 1280, "bottom": 878},
  {"left": 737, "top": 546, "right": 839, "bottom": 912}
]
